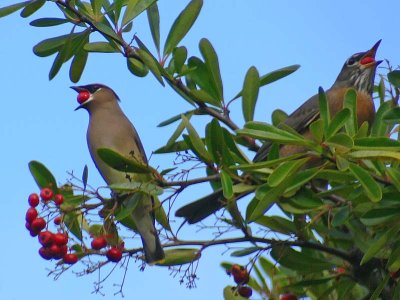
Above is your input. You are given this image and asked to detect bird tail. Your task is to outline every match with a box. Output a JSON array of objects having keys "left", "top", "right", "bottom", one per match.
[
  {"left": 131, "top": 194, "right": 165, "bottom": 264},
  {"left": 175, "top": 189, "right": 226, "bottom": 224}
]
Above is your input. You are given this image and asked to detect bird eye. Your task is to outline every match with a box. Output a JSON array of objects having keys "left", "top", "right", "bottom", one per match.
[{"left": 347, "top": 57, "right": 356, "bottom": 66}]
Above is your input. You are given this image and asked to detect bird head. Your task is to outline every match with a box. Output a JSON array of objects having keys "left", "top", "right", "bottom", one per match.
[
  {"left": 333, "top": 40, "right": 382, "bottom": 94},
  {"left": 71, "top": 83, "right": 120, "bottom": 111}
]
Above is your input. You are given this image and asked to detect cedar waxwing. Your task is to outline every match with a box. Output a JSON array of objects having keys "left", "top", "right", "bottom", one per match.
[
  {"left": 72, "top": 83, "right": 164, "bottom": 263},
  {"left": 176, "top": 41, "right": 381, "bottom": 224}
]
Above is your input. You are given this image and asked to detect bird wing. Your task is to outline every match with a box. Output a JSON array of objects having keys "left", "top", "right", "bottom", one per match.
[{"left": 253, "top": 93, "right": 320, "bottom": 162}]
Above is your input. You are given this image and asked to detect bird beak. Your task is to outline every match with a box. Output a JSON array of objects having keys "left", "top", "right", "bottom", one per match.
[
  {"left": 70, "top": 86, "right": 90, "bottom": 111},
  {"left": 361, "top": 40, "right": 383, "bottom": 67}
]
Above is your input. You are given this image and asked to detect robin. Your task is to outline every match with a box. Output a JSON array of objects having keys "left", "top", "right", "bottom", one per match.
[{"left": 176, "top": 40, "right": 382, "bottom": 224}]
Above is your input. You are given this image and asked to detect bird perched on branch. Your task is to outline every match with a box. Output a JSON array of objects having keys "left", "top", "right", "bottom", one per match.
[
  {"left": 72, "top": 83, "right": 164, "bottom": 263},
  {"left": 176, "top": 40, "right": 382, "bottom": 224}
]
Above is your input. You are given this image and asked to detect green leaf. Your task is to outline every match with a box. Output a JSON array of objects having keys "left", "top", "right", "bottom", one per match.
[
  {"left": 199, "top": 38, "right": 223, "bottom": 101},
  {"left": 354, "top": 137, "right": 400, "bottom": 150},
  {"left": 242, "top": 66, "right": 260, "bottom": 122},
  {"left": 232, "top": 65, "right": 300, "bottom": 100},
  {"left": 249, "top": 165, "right": 304, "bottom": 221},
  {"left": 30, "top": 17, "right": 69, "bottom": 27},
  {"left": 97, "top": 148, "right": 152, "bottom": 173},
  {"left": 370, "top": 273, "right": 390, "bottom": 300},
  {"left": 331, "top": 206, "right": 350, "bottom": 227},
  {"left": 271, "top": 246, "right": 333, "bottom": 272},
  {"left": 172, "top": 46, "right": 187, "bottom": 74},
  {"left": 231, "top": 246, "right": 262, "bottom": 257},
  {"left": 205, "top": 119, "right": 235, "bottom": 166},
  {"left": 182, "top": 115, "right": 212, "bottom": 163},
  {"left": 326, "top": 108, "right": 350, "bottom": 138},
  {"left": 260, "top": 64, "right": 300, "bottom": 86},
  {"left": 388, "top": 70, "right": 400, "bottom": 88},
  {"left": 28, "top": 161, "right": 58, "bottom": 193},
  {"left": 122, "top": 0, "right": 156, "bottom": 27},
  {"left": 348, "top": 150, "right": 400, "bottom": 160},
  {"left": 136, "top": 48, "right": 164, "bottom": 85},
  {"left": 69, "top": 49, "right": 88, "bottom": 83},
  {"left": 220, "top": 170, "right": 233, "bottom": 199},
  {"left": 82, "top": 165, "right": 88, "bottom": 190},
  {"left": 255, "top": 215, "right": 296, "bottom": 235},
  {"left": 33, "top": 33, "right": 80, "bottom": 57},
  {"left": 115, "top": 193, "right": 140, "bottom": 221},
  {"left": 49, "top": 29, "right": 89, "bottom": 80},
  {"left": 361, "top": 207, "right": 400, "bottom": 226},
  {"left": 238, "top": 121, "right": 314, "bottom": 147},
  {"left": 361, "top": 227, "right": 399, "bottom": 265},
  {"left": 84, "top": 42, "right": 120, "bottom": 53},
  {"left": 309, "top": 119, "right": 324, "bottom": 143},
  {"left": 186, "top": 56, "right": 220, "bottom": 104},
  {"left": 271, "top": 109, "right": 288, "bottom": 126},
  {"left": 383, "top": 106, "right": 400, "bottom": 123},
  {"left": 91, "top": 21, "right": 121, "bottom": 42},
  {"left": 318, "top": 87, "right": 330, "bottom": 137},
  {"left": 63, "top": 211, "right": 89, "bottom": 241},
  {"left": 348, "top": 163, "right": 382, "bottom": 202},
  {"left": 0, "top": 1, "right": 28, "bottom": 18},
  {"left": 371, "top": 101, "right": 392, "bottom": 136},
  {"left": 122, "top": 21, "right": 133, "bottom": 32},
  {"left": 127, "top": 57, "right": 149, "bottom": 77},
  {"left": 163, "top": 0, "right": 203, "bottom": 56},
  {"left": 20, "top": 0, "right": 45, "bottom": 18},
  {"left": 153, "top": 196, "right": 171, "bottom": 231},
  {"left": 108, "top": 182, "right": 163, "bottom": 196},
  {"left": 156, "top": 248, "right": 200, "bottom": 266},
  {"left": 157, "top": 110, "right": 194, "bottom": 127},
  {"left": 343, "top": 88, "right": 357, "bottom": 136},
  {"left": 325, "top": 133, "right": 354, "bottom": 153},
  {"left": 268, "top": 158, "right": 309, "bottom": 187},
  {"left": 146, "top": 2, "right": 160, "bottom": 53},
  {"left": 154, "top": 140, "right": 189, "bottom": 154},
  {"left": 386, "top": 167, "right": 400, "bottom": 192}
]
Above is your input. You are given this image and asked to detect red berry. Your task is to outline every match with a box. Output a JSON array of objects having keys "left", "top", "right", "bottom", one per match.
[
  {"left": 28, "top": 193, "right": 40, "bottom": 207},
  {"left": 391, "top": 270, "right": 400, "bottom": 279},
  {"left": 53, "top": 233, "right": 68, "bottom": 246},
  {"left": 54, "top": 216, "right": 62, "bottom": 225},
  {"left": 91, "top": 236, "right": 108, "bottom": 250},
  {"left": 49, "top": 244, "right": 63, "bottom": 259},
  {"left": 106, "top": 247, "right": 122, "bottom": 262},
  {"left": 60, "top": 245, "right": 68, "bottom": 256},
  {"left": 25, "top": 222, "right": 31, "bottom": 231},
  {"left": 238, "top": 286, "right": 252, "bottom": 298},
  {"left": 336, "top": 267, "right": 346, "bottom": 274},
  {"left": 54, "top": 194, "right": 64, "bottom": 206},
  {"left": 39, "top": 247, "right": 53, "bottom": 260},
  {"left": 63, "top": 253, "right": 78, "bottom": 264},
  {"left": 38, "top": 231, "right": 54, "bottom": 247},
  {"left": 25, "top": 207, "right": 38, "bottom": 223},
  {"left": 231, "top": 264, "right": 242, "bottom": 276},
  {"left": 77, "top": 91, "right": 90, "bottom": 104},
  {"left": 30, "top": 229, "right": 39, "bottom": 237},
  {"left": 30, "top": 217, "right": 46, "bottom": 233},
  {"left": 231, "top": 265, "right": 249, "bottom": 284},
  {"left": 281, "top": 293, "right": 298, "bottom": 300},
  {"left": 40, "top": 188, "right": 54, "bottom": 202}
]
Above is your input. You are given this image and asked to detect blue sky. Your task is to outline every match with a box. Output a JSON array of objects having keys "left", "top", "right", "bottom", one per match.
[{"left": 1, "top": 0, "right": 399, "bottom": 299}]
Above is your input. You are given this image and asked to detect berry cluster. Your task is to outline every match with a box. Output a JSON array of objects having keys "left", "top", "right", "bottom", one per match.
[
  {"left": 26, "top": 188, "right": 124, "bottom": 265},
  {"left": 25, "top": 189, "right": 78, "bottom": 264},
  {"left": 228, "top": 264, "right": 252, "bottom": 298}
]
